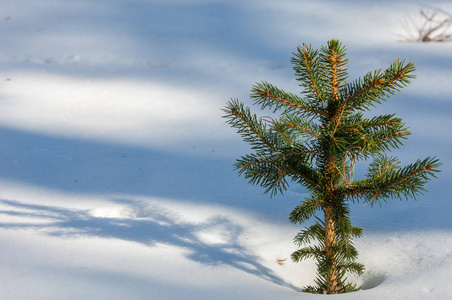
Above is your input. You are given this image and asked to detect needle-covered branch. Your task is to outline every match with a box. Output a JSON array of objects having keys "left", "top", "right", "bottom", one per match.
[
  {"left": 236, "top": 154, "right": 288, "bottom": 195},
  {"left": 337, "top": 59, "right": 416, "bottom": 115},
  {"left": 235, "top": 151, "right": 320, "bottom": 196},
  {"left": 252, "top": 81, "right": 330, "bottom": 117},
  {"left": 283, "top": 114, "right": 324, "bottom": 141},
  {"left": 291, "top": 44, "right": 326, "bottom": 102},
  {"left": 340, "top": 156, "right": 441, "bottom": 206},
  {"left": 223, "top": 99, "right": 277, "bottom": 152},
  {"left": 319, "top": 40, "right": 349, "bottom": 102},
  {"left": 289, "top": 196, "right": 324, "bottom": 224}
]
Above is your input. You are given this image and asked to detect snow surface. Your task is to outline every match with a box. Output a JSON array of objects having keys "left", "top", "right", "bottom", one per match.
[{"left": 0, "top": 0, "right": 451, "bottom": 299}]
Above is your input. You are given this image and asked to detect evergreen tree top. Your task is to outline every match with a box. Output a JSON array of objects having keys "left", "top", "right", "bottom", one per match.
[{"left": 223, "top": 39, "right": 440, "bottom": 201}]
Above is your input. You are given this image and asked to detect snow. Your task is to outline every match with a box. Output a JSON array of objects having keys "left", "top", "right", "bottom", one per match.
[{"left": 0, "top": 0, "right": 451, "bottom": 299}]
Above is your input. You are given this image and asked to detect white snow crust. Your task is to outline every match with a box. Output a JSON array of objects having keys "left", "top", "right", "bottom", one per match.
[{"left": 0, "top": 0, "right": 451, "bottom": 299}]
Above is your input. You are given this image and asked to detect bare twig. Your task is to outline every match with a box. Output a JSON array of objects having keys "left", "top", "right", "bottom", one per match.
[{"left": 399, "top": 9, "right": 452, "bottom": 42}]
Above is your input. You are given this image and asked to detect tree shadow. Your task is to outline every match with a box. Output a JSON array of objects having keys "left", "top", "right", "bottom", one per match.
[
  {"left": 0, "top": 198, "right": 298, "bottom": 291},
  {"left": 0, "top": 126, "right": 296, "bottom": 222}
]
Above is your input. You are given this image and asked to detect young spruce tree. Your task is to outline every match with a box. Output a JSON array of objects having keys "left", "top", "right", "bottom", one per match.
[{"left": 223, "top": 40, "right": 440, "bottom": 294}]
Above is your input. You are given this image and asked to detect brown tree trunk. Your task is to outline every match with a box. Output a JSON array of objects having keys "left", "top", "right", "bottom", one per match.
[{"left": 324, "top": 204, "right": 339, "bottom": 294}]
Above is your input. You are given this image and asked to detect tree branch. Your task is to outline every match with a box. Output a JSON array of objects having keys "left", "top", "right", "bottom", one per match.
[
  {"left": 285, "top": 121, "right": 323, "bottom": 140},
  {"left": 263, "top": 90, "right": 330, "bottom": 117},
  {"left": 229, "top": 106, "right": 276, "bottom": 151}
]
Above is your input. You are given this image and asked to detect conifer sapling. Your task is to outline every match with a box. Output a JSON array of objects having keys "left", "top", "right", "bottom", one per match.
[{"left": 223, "top": 40, "right": 440, "bottom": 294}]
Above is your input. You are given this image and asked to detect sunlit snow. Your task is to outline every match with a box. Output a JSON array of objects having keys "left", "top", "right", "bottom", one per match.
[{"left": 0, "top": 0, "right": 451, "bottom": 299}]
